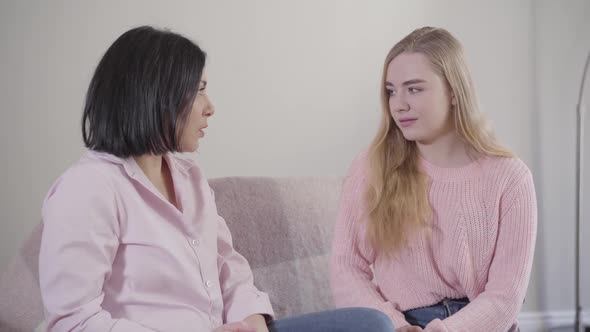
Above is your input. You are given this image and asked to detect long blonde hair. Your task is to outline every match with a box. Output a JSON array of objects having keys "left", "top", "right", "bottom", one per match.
[{"left": 366, "top": 27, "right": 511, "bottom": 255}]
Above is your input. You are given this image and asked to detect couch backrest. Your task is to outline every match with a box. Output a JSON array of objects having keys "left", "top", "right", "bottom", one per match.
[
  {"left": 0, "top": 176, "right": 343, "bottom": 331},
  {"left": 209, "top": 176, "right": 342, "bottom": 319}
]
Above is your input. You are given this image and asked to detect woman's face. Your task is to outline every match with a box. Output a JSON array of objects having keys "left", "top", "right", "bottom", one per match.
[
  {"left": 178, "top": 71, "right": 215, "bottom": 152},
  {"left": 386, "top": 52, "right": 455, "bottom": 145}
]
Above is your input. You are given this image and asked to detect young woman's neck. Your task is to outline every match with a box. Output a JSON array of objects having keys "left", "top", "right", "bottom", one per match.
[{"left": 416, "top": 130, "right": 474, "bottom": 168}]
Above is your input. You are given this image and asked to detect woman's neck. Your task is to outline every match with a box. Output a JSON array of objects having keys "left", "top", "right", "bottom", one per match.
[
  {"left": 416, "top": 131, "right": 474, "bottom": 168},
  {"left": 134, "top": 154, "right": 164, "bottom": 181},
  {"left": 134, "top": 153, "right": 178, "bottom": 208}
]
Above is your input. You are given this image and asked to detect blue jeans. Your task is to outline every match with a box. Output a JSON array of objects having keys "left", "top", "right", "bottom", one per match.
[
  {"left": 403, "top": 298, "right": 469, "bottom": 328},
  {"left": 268, "top": 307, "right": 396, "bottom": 332}
]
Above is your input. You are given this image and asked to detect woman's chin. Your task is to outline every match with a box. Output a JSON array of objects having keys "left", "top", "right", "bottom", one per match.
[{"left": 179, "top": 141, "right": 199, "bottom": 153}]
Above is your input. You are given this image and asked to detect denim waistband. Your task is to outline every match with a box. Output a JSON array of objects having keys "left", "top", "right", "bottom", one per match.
[{"left": 403, "top": 298, "right": 470, "bottom": 328}]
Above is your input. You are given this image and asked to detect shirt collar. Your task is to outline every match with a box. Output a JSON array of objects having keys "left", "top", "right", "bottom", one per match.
[{"left": 85, "top": 150, "right": 191, "bottom": 178}]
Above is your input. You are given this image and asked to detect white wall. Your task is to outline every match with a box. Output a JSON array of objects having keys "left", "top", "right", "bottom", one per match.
[
  {"left": 4, "top": 0, "right": 571, "bottom": 317},
  {"left": 533, "top": 0, "right": 590, "bottom": 318}
]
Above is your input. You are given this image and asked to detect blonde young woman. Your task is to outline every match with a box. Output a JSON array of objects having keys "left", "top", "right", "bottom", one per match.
[{"left": 331, "top": 27, "right": 537, "bottom": 332}]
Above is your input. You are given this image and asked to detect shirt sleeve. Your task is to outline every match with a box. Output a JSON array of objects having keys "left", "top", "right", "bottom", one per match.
[
  {"left": 39, "top": 166, "right": 156, "bottom": 332},
  {"left": 211, "top": 187, "right": 275, "bottom": 324}
]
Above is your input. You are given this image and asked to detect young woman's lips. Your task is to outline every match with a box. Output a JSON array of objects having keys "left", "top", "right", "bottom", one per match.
[{"left": 399, "top": 118, "right": 417, "bottom": 128}]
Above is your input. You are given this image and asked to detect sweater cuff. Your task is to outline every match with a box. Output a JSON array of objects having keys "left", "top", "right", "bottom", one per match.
[
  {"left": 385, "top": 307, "right": 411, "bottom": 329},
  {"left": 425, "top": 318, "right": 449, "bottom": 332}
]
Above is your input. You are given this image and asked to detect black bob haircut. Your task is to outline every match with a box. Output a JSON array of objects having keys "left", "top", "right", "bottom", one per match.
[{"left": 82, "top": 26, "right": 206, "bottom": 157}]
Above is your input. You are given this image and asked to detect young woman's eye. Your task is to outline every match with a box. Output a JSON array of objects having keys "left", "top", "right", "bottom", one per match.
[
  {"left": 386, "top": 89, "right": 395, "bottom": 97},
  {"left": 408, "top": 87, "right": 421, "bottom": 94}
]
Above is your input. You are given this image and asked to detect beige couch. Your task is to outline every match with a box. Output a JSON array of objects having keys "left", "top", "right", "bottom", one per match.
[{"left": 0, "top": 177, "right": 343, "bottom": 331}]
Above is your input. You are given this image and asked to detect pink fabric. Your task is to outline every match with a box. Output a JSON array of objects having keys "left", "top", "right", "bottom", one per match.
[
  {"left": 331, "top": 151, "right": 537, "bottom": 332},
  {"left": 0, "top": 224, "right": 44, "bottom": 332},
  {"left": 39, "top": 151, "right": 273, "bottom": 332}
]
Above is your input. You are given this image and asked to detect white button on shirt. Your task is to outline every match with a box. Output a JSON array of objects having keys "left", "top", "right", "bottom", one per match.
[{"left": 212, "top": 318, "right": 222, "bottom": 328}]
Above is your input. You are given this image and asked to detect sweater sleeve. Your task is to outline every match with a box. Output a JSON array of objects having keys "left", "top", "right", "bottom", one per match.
[
  {"left": 425, "top": 169, "right": 538, "bottom": 332},
  {"left": 330, "top": 153, "right": 412, "bottom": 329}
]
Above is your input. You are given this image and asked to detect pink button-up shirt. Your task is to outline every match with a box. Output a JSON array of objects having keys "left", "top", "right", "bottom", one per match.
[{"left": 39, "top": 151, "right": 274, "bottom": 332}]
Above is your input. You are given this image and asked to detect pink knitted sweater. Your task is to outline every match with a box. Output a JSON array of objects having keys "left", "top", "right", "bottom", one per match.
[{"left": 331, "top": 151, "right": 537, "bottom": 332}]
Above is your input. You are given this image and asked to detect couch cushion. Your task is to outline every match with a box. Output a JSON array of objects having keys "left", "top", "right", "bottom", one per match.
[
  {"left": 209, "top": 177, "right": 342, "bottom": 319},
  {"left": 0, "top": 223, "right": 44, "bottom": 332}
]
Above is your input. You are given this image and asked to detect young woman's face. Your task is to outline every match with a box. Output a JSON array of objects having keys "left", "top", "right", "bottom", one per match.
[
  {"left": 385, "top": 52, "right": 455, "bottom": 144},
  {"left": 179, "top": 71, "right": 215, "bottom": 152}
]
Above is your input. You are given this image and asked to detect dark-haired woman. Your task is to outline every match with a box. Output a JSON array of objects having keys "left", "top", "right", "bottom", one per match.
[{"left": 38, "top": 26, "right": 396, "bottom": 332}]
